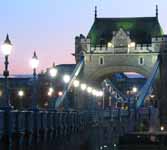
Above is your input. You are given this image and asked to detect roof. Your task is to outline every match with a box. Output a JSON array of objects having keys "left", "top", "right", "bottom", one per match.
[
  {"left": 87, "top": 17, "right": 163, "bottom": 46},
  {"left": 55, "top": 64, "right": 76, "bottom": 74}
]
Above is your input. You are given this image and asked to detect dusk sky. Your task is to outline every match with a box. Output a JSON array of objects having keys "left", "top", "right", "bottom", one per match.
[{"left": 0, "top": 0, "right": 166, "bottom": 74}]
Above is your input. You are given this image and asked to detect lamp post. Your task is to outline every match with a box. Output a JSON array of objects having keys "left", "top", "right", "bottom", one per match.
[
  {"left": 48, "top": 63, "right": 57, "bottom": 108},
  {"left": 1, "top": 34, "right": 13, "bottom": 109},
  {"left": 30, "top": 51, "right": 39, "bottom": 110},
  {"left": 18, "top": 89, "right": 24, "bottom": 109},
  {"left": 63, "top": 74, "right": 70, "bottom": 110}
]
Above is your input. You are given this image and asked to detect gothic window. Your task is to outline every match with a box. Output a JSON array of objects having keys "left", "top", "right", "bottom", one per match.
[
  {"left": 138, "top": 57, "right": 144, "bottom": 65},
  {"left": 99, "top": 56, "right": 104, "bottom": 65}
]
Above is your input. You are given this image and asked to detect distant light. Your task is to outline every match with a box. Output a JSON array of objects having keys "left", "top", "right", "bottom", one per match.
[
  {"left": 48, "top": 91, "right": 52, "bottom": 96},
  {"left": 63, "top": 74, "right": 70, "bottom": 83},
  {"left": 160, "top": 126, "right": 164, "bottom": 131},
  {"left": 92, "top": 89, "right": 97, "bottom": 96},
  {"left": 128, "top": 42, "right": 135, "bottom": 48},
  {"left": 0, "top": 90, "right": 2, "bottom": 97},
  {"left": 132, "top": 86, "right": 138, "bottom": 93},
  {"left": 48, "top": 87, "right": 54, "bottom": 96},
  {"left": 49, "top": 68, "right": 57, "bottom": 77},
  {"left": 103, "top": 145, "right": 108, "bottom": 148},
  {"left": 107, "top": 42, "right": 113, "bottom": 48},
  {"left": 87, "top": 87, "right": 92, "bottom": 93},
  {"left": 99, "top": 91, "right": 104, "bottom": 97},
  {"left": 49, "top": 87, "right": 54, "bottom": 93},
  {"left": 150, "top": 94, "right": 155, "bottom": 98},
  {"left": 96, "top": 91, "right": 101, "bottom": 97},
  {"left": 73, "top": 80, "right": 80, "bottom": 87},
  {"left": 58, "top": 91, "right": 63, "bottom": 96},
  {"left": 44, "top": 102, "right": 48, "bottom": 106},
  {"left": 30, "top": 52, "right": 39, "bottom": 69},
  {"left": 114, "top": 144, "right": 117, "bottom": 147},
  {"left": 18, "top": 90, "right": 24, "bottom": 97},
  {"left": 81, "top": 83, "right": 87, "bottom": 91}
]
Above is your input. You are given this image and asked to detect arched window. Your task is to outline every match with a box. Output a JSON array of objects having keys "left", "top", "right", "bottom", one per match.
[
  {"left": 99, "top": 56, "right": 104, "bottom": 65},
  {"left": 138, "top": 57, "right": 144, "bottom": 65}
]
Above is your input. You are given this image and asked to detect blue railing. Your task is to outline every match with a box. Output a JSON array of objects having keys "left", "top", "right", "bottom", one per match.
[{"left": 136, "top": 58, "right": 159, "bottom": 108}]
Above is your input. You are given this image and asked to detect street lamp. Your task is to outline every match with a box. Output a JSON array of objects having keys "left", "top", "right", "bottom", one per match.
[
  {"left": 18, "top": 90, "right": 24, "bottom": 98},
  {"left": 1, "top": 34, "right": 13, "bottom": 108},
  {"left": 63, "top": 74, "right": 70, "bottom": 83},
  {"left": 48, "top": 87, "right": 54, "bottom": 97},
  {"left": 49, "top": 63, "right": 57, "bottom": 78},
  {"left": 18, "top": 90, "right": 24, "bottom": 109},
  {"left": 81, "top": 83, "right": 87, "bottom": 91},
  {"left": 132, "top": 86, "right": 138, "bottom": 93},
  {"left": 73, "top": 80, "right": 80, "bottom": 87},
  {"left": 48, "top": 63, "right": 57, "bottom": 109},
  {"left": 30, "top": 51, "right": 39, "bottom": 109}
]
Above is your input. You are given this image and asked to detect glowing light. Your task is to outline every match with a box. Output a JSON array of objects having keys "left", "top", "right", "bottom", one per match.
[
  {"left": 132, "top": 86, "right": 138, "bottom": 93},
  {"left": 128, "top": 42, "right": 135, "bottom": 48},
  {"left": 87, "top": 87, "right": 92, "bottom": 93},
  {"left": 49, "top": 87, "right": 54, "bottom": 93},
  {"left": 49, "top": 68, "right": 57, "bottom": 77},
  {"left": 48, "top": 87, "right": 54, "bottom": 96},
  {"left": 44, "top": 102, "right": 48, "bottom": 106},
  {"left": 48, "top": 91, "right": 52, "bottom": 96},
  {"left": 107, "top": 42, "right": 113, "bottom": 48},
  {"left": 1, "top": 35, "right": 12, "bottom": 56},
  {"left": 63, "top": 74, "right": 70, "bottom": 83},
  {"left": 0, "top": 90, "right": 2, "bottom": 97},
  {"left": 73, "top": 80, "right": 80, "bottom": 87},
  {"left": 30, "top": 52, "right": 39, "bottom": 69},
  {"left": 150, "top": 94, "right": 155, "bottom": 98},
  {"left": 92, "top": 89, "right": 97, "bottom": 96},
  {"left": 58, "top": 91, "right": 63, "bottom": 96},
  {"left": 99, "top": 91, "right": 104, "bottom": 97},
  {"left": 160, "top": 126, "right": 164, "bottom": 131},
  {"left": 18, "top": 90, "right": 24, "bottom": 97},
  {"left": 81, "top": 83, "right": 87, "bottom": 91}
]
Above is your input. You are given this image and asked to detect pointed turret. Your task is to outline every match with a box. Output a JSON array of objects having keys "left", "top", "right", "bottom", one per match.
[
  {"left": 94, "top": 6, "right": 97, "bottom": 20},
  {"left": 156, "top": 5, "right": 158, "bottom": 18},
  {"left": 4, "top": 34, "right": 12, "bottom": 45}
]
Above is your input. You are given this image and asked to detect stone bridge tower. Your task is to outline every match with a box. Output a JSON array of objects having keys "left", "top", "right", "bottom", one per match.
[{"left": 75, "top": 11, "right": 164, "bottom": 110}]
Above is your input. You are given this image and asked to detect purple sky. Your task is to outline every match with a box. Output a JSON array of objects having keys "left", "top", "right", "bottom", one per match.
[{"left": 0, "top": 0, "right": 166, "bottom": 74}]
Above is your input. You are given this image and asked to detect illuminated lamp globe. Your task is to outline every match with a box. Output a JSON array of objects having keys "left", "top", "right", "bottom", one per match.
[
  {"left": 81, "top": 83, "right": 87, "bottom": 91},
  {"left": 132, "top": 86, "right": 138, "bottom": 93},
  {"left": 73, "top": 80, "right": 80, "bottom": 87},
  {"left": 18, "top": 90, "right": 24, "bottom": 97},
  {"left": 30, "top": 52, "right": 39, "bottom": 69},
  {"left": 63, "top": 74, "right": 70, "bottom": 83},
  {"left": 58, "top": 91, "right": 63, "bottom": 96},
  {"left": 87, "top": 87, "right": 92, "bottom": 93},
  {"left": 49, "top": 68, "right": 57, "bottom": 77},
  {"left": 92, "top": 89, "right": 97, "bottom": 96},
  {"left": 49, "top": 87, "right": 54, "bottom": 93},
  {"left": 1, "top": 34, "right": 13, "bottom": 56}
]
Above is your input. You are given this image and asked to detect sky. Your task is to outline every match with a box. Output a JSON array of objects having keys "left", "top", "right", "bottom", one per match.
[{"left": 0, "top": 0, "right": 166, "bottom": 74}]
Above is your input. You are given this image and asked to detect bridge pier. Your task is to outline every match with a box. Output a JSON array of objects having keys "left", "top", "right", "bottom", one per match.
[{"left": 159, "top": 36, "right": 167, "bottom": 126}]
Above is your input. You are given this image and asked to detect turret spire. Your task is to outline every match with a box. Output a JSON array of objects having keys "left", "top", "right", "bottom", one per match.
[
  {"left": 156, "top": 4, "right": 158, "bottom": 18},
  {"left": 95, "top": 6, "right": 97, "bottom": 20}
]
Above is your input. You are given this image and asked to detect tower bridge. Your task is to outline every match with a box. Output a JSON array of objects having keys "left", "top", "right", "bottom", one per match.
[{"left": 1, "top": 6, "right": 167, "bottom": 150}]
